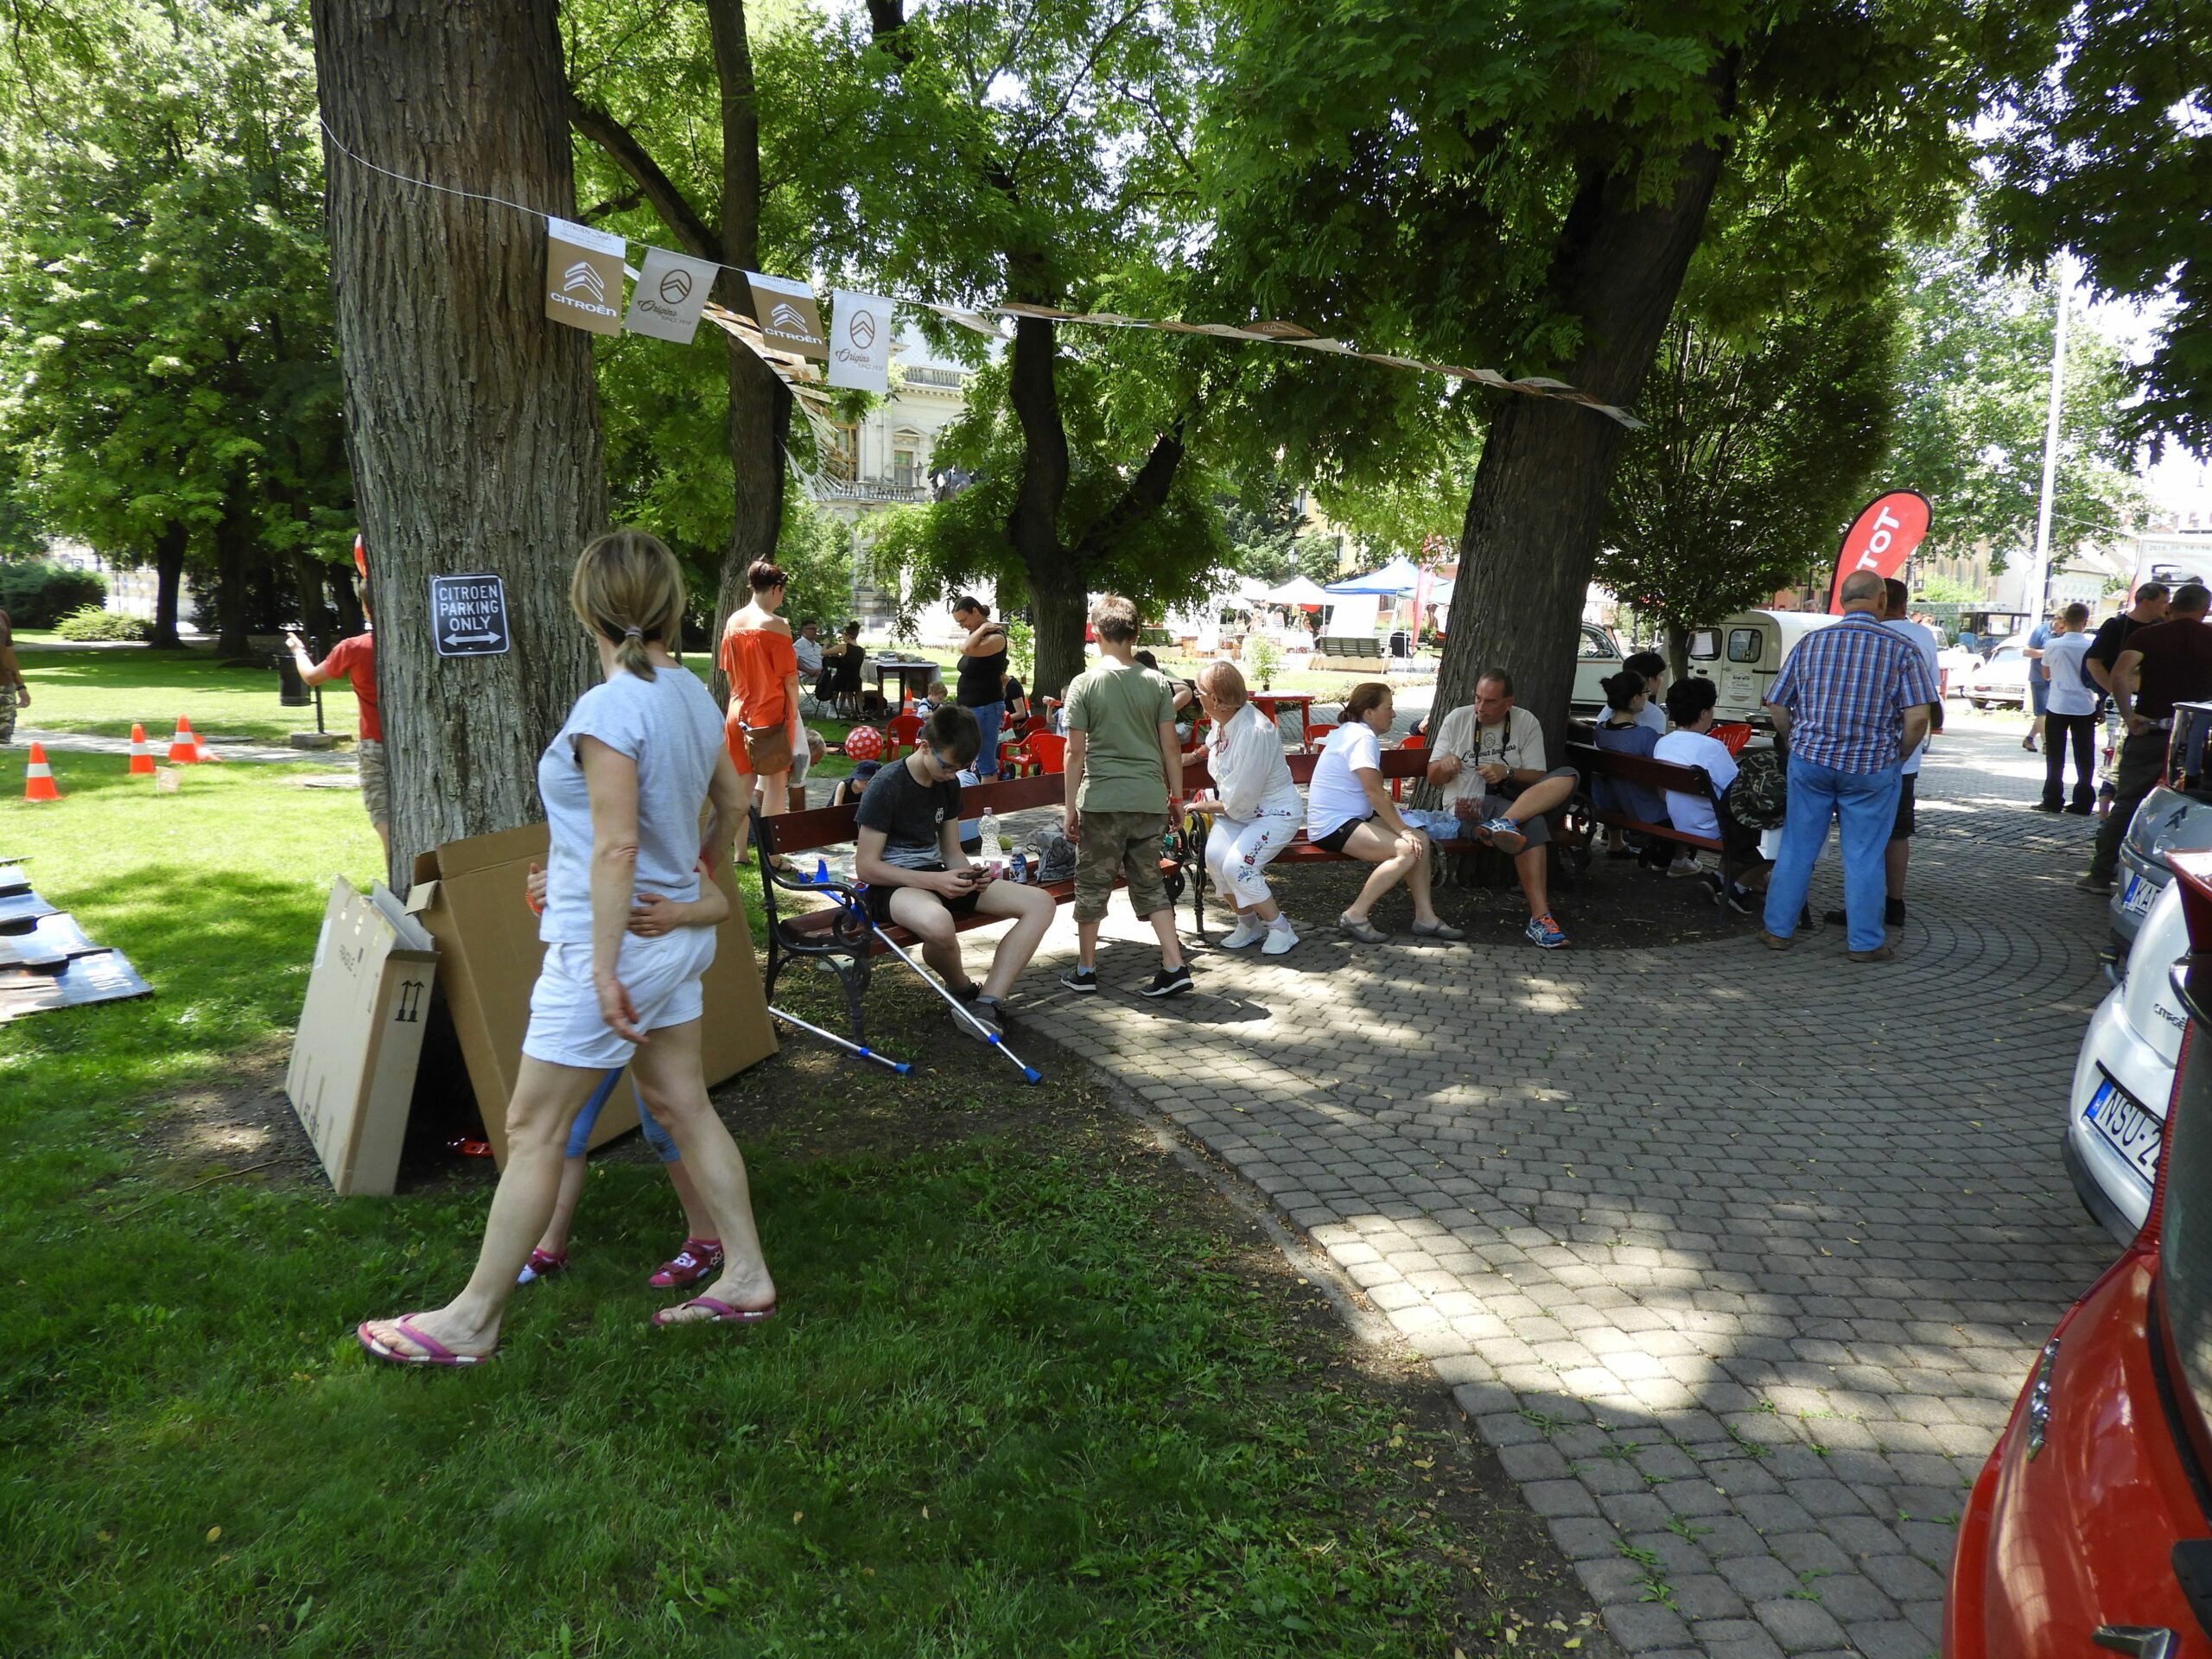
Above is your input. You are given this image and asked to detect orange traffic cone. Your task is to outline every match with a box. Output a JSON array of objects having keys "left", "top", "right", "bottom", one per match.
[
  {"left": 167, "top": 716, "right": 202, "bottom": 764},
  {"left": 22, "top": 741, "right": 58, "bottom": 802},
  {"left": 128, "top": 722, "right": 156, "bottom": 775}
]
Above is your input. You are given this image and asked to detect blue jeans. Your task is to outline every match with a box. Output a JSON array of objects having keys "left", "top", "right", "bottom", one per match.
[
  {"left": 969, "top": 700, "right": 1005, "bottom": 777},
  {"left": 1761, "top": 755, "right": 1902, "bottom": 952},
  {"left": 564, "top": 1068, "right": 678, "bottom": 1162}
]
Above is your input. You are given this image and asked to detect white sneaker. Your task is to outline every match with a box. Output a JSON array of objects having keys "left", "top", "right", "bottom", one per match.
[
  {"left": 1218, "top": 916, "right": 1265, "bottom": 950},
  {"left": 1261, "top": 920, "right": 1299, "bottom": 956}
]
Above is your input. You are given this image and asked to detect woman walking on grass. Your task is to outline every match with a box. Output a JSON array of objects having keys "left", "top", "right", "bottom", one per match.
[{"left": 357, "top": 531, "right": 776, "bottom": 1365}]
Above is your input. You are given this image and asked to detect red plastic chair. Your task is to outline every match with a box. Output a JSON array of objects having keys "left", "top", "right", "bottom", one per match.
[
  {"left": 887, "top": 713, "right": 922, "bottom": 757},
  {"left": 1713, "top": 721, "right": 1753, "bottom": 757},
  {"left": 1024, "top": 731, "right": 1068, "bottom": 774}
]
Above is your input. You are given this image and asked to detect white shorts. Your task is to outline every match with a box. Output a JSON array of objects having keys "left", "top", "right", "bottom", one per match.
[
  {"left": 523, "top": 926, "right": 718, "bottom": 1070},
  {"left": 1204, "top": 812, "right": 1300, "bottom": 906}
]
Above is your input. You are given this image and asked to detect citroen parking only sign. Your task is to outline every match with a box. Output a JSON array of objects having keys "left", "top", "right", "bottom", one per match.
[{"left": 429, "top": 575, "right": 512, "bottom": 658}]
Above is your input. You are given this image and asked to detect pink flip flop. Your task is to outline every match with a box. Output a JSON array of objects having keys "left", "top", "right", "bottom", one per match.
[
  {"left": 356, "top": 1315, "right": 495, "bottom": 1367},
  {"left": 651, "top": 1296, "right": 778, "bottom": 1328}
]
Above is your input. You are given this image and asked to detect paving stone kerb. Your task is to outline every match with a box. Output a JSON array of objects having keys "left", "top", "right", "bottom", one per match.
[{"left": 1003, "top": 728, "right": 2117, "bottom": 1659}]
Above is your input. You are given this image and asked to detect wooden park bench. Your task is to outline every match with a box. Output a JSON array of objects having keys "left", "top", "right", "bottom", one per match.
[
  {"left": 1312, "top": 635, "right": 1388, "bottom": 673},
  {"left": 1562, "top": 740, "right": 1746, "bottom": 899}
]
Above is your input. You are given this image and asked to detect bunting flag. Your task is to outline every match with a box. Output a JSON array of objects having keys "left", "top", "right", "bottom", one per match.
[
  {"left": 624, "top": 247, "right": 721, "bottom": 344},
  {"left": 544, "top": 218, "right": 626, "bottom": 335},
  {"left": 827, "top": 289, "right": 897, "bottom": 393}
]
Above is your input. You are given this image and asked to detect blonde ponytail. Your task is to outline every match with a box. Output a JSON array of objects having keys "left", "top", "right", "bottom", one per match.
[{"left": 570, "top": 529, "right": 686, "bottom": 680}]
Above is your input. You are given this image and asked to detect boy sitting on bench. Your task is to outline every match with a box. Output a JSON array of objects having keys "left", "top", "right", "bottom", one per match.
[{"left": 852, "top": 702, "right": 1057, "bottom": 1038}]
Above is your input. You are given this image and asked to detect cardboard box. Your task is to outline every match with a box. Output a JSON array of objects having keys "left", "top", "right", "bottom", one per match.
[
  {"left": 407, "top": 821, "right": 777, "bottom": 1166},
  {"left": 284, "top": 878, "right": 437, "bottom": 1195}
]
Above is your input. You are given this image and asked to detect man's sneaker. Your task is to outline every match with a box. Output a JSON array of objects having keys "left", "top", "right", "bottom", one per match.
[
  {"left": 1478, "top": 817, "right": 1527, "bottom": 855},
  {"left": 1262, "top": 920, "right": 1300, "bottom": 956},
  {"left": 1060, "top": 965, "right": 1099, "bottom": 994},
  {"left": 2076, "top": 874, "right": 2115, "bottom": 895},
  {"left": 1523, "top": 912, "right": 1568, "bottom": 950},
  {"left": 1140, "top": 963, "right": 1195, "bottom": 998},
  {"left": 1217, "top": 916, "right": 1265, "bottom": 950}
]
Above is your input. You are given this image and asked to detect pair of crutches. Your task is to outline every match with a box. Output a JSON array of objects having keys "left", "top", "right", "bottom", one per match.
[{"left": 771, "top": 888, "right": 1043, "bottom": 1085}]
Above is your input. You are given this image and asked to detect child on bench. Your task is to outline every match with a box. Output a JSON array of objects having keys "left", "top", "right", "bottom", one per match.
[{"left": 852, "top": 703, "right": 1057, "bottom": 1037}]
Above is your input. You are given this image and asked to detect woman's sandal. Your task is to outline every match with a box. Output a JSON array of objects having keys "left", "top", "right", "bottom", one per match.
[
  {"left": 651, "top": 1296, "right": 778, "bottom": 1328},
  {"left": 356, "top": 1316, "right": 496, "bottom": 1368}
]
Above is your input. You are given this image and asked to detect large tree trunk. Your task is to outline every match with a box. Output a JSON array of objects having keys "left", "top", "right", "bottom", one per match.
[
  {"left": 213, "top": 493, "right": 256, "bottom": 661},
  {"left": 1006, "top": 315, "right": 1083, "bottom": 696},
  {"left": 311, "top": 0, "right": 606, "bottom": 888},
  {"left": 149, "top": 522, "right": 185, "bottom": 650},
  {"left": 1431, "top": 86, "right": 1734, "bottom": 749}
]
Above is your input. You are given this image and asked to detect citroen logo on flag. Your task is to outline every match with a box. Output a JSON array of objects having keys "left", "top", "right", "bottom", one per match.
[{"left": 563, "top": 261, "right": 607, "bottom": 303}]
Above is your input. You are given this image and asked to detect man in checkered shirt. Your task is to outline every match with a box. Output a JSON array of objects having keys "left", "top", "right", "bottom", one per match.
[{"left": 1759, "top": 569, "right": 1938, "bottom": 961}]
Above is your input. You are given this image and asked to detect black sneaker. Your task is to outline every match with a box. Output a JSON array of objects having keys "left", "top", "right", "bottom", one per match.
[
  {"left": 1059, "top": 966, "right": 1098, "bottom": 994},
  {"left": 1139, "top": 964, "right": 1195, "bottom": 998}
]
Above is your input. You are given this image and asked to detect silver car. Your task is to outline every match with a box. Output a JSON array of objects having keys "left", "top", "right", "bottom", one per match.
[{"left": 2111, "top": 699, "right": 2212, "bottom": 947}]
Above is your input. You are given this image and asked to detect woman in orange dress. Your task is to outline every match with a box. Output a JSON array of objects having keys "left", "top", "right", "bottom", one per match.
[{"left": 719, "top": 559, "right": 804, "bottom": 860}]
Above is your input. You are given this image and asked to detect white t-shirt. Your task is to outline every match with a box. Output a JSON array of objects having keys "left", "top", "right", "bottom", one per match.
[
  {"left": 1306, "top": 720, "right": 1382, "bottom": 840},
  {"left": 1427, "top": 703, "right": 1548, "bottom": 810},
  {"left": 536, "top": 665, "right": 724, "bottom": 944},
  {"left": 2042, "top": 631, "right": 2097, "bottom": 716},
  {"left": 1884, "top": 616, "right": 1941, "bottom": 775},
  {"left": 1652, "top": 728, "right": 1738, "bottom": 841}
]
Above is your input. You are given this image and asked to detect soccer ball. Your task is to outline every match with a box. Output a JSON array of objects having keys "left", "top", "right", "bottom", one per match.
[{"left": 842, "top": 725, "right": 885, "bottom": 761}]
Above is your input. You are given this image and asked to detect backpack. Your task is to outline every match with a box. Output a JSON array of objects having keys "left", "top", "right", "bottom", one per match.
[
  {"left": 1026, "top": 824, "right": 1078, "bottom": 884},
  {"left": 1726, "top": 747, "right": 1788, "bottom": 830}
]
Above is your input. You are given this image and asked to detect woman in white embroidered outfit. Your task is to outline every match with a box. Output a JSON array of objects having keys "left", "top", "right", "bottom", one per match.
[{"left": 1185, "top": 659, "right": 1302, "bottom": 955}]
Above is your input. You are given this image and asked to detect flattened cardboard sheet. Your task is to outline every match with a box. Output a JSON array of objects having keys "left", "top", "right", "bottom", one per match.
[{"left": 0, "top": 949, "right": 150, "bottom": 1020}]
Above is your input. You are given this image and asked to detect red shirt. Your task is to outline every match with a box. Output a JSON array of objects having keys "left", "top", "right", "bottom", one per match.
[{"left": 321, "top": 631, "right": 381, "bottom": 741}]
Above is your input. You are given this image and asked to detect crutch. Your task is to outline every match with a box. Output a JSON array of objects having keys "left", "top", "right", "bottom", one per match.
[
  {"left": 868, "top": 923, "right": 1044, "bottom": 1084},
  {"left": 765, "top": 1004, "right": 912, "bottom": 1074}
]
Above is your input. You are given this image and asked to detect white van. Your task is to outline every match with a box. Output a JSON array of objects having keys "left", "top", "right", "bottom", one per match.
[{"left": 1684, "top": 609, "right": 1839, "bottom": 729}]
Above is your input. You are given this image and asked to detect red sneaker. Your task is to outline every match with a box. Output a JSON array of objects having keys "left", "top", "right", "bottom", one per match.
[{"left": 649, "top": 1238, "right": 723, "bottom": 1289}]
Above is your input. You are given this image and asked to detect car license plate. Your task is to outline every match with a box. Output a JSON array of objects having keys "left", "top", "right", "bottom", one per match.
[
  {"left": 2086, "top": 1076, "right": 2164, "bottom": 1184},
  {"left": 2121, "top": 874, "right": 2157, "bottom": 919}
]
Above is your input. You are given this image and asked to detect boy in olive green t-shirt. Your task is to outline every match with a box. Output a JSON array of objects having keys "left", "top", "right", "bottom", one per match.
[{"left": 1060, "top": 594, "right": 1192, "bottom": 999}]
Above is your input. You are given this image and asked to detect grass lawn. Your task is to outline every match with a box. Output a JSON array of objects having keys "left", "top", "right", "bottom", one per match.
[{"left": 0, "top": 658, "right": 1606, "bottom": 1657}]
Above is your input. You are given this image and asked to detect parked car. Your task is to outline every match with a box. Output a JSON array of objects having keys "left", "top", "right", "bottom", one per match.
[
  {"left": 2067, "top": 875, "right": 2186, "bottom": 1244},
  {"left": 1567, "top": 622, "right": 1627, "bottom": 717},
  {"left": 1956, "top": 632, "right": 2031, "bottom": 709},
  {"left": 1946, "top": 847, "right": 2212, "bottom": 1659},
  {"left": 2111, "top": 699, "right": 2212, "bottom": 950},
  {"left": 1681, "top": 608, "right": 1839, "bottom": 731}
]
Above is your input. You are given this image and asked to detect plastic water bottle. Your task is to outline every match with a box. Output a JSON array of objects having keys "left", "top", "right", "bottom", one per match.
[{"left": 978, "top": 808, "right": 1000, "bottom": 868}]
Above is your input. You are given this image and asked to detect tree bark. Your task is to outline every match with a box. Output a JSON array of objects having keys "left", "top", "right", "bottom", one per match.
[
  {"left": 149, "top": 522, "right": 185, "bottom": 650},
  {"left": 213, "top": 491, "right": 256, "bottom": 661},
  {"left": 311, "top": 0, "right": 606, "bottom": 887},
  {"left": 1431, "top": 74, "right": 1735, "bottom": 751},
  {"left": 1005, "top": 315, "right": 1084, "bottom": 696}
]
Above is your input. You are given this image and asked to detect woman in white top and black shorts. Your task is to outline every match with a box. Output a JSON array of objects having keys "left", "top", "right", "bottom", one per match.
[
  {"left": 358, "top": 531, "right": 778, "bottom": 1365},
  {"left": 1304, "top": 682, "right": 1464, "bottom": 944},
  {"left": 1185, "top": 659, "right": 1301, "bottom": 955}
]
